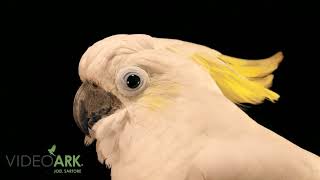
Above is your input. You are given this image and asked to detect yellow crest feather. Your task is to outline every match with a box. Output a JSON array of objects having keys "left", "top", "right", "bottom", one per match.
[
  {"left": 191, "top": 52, "right": 282, "bottom": 104},
  {"left": 167, "top": 43, "right": 283, "bottom": 104},
  {"left": 217, "top": 52, "right": 283, "bottom": 78}
]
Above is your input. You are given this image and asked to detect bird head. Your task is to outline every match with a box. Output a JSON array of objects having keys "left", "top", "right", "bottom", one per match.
[{"left": 73, "top": 34, "right": 282, "bottom": 168}]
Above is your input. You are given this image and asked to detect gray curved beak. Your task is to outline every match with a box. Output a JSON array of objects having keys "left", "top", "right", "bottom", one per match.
[{"left": 73, "top": 82, "right": 120, "bottom": 135}]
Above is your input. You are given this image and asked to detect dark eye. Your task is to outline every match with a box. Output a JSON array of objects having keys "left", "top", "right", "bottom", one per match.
[
  {"left": 126, "top": 74, "right": 141, "bottom": 89},
  {"left": 116, "top": 66, "right": 149, "bottom": 97}
]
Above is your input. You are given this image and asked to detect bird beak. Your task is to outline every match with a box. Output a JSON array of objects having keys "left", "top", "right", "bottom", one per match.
[{"left": 73, "top": 81, "right": 121, "bottom": 135}]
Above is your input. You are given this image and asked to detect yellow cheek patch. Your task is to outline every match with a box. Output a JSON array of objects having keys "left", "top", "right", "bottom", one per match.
[
  {"left": 138, "top": 96, "right": 169, "bottom": 110},
  {"left": 138, "top": 83, "right": 180, "bottom": 111}
]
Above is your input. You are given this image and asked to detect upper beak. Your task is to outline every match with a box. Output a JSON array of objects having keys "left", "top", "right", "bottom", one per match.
[{"left": 73, "top": 82, "right": 119, "bottom": 135}]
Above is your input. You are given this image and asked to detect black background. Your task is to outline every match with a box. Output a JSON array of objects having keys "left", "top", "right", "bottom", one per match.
[{"left": 1, "top": 1, "right": 319, "bottom": 179}]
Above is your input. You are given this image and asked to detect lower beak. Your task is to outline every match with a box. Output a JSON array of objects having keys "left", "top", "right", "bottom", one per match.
[{"left": 73, "top": 82, "right": 118, "bottom": 135}]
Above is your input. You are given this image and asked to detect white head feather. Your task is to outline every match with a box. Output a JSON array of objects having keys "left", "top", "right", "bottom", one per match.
[{"left": 78, "top": 34, "right": 319, "bottom": 180}]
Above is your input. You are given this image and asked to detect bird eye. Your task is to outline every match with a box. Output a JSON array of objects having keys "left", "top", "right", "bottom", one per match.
[
  {"left": 116, "top": 66, "right": 149, "bottom": 97},
  {"left": 124, "top": 73, "right": 141, "bottom": 89}
]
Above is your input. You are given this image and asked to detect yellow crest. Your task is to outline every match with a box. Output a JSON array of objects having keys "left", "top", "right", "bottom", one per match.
[{"left": 168, "top": 45, "right": 283, "bottom": 104}]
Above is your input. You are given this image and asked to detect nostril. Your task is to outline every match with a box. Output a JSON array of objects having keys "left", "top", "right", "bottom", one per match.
[{"left": 92, "top": 82, "right": 98, "bottom": 88}]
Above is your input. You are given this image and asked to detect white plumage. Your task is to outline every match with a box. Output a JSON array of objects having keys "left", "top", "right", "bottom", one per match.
[{"left": 78, "top": 34, "right": 320, "bottom": 180}]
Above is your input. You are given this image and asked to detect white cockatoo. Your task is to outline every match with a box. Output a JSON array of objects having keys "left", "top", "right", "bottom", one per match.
[{"left": 73, "top": 34, "right": 320, "bottom": 180}]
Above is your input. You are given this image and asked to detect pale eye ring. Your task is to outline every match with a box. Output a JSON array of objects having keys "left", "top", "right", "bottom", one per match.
[{"left": 116, "top": 66, "right": 149, "bottom": 96}]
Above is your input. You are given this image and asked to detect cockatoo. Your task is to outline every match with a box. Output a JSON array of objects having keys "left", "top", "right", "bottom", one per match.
[{"left": 73, "top": 34, "right": 320, "bottom": 180}]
